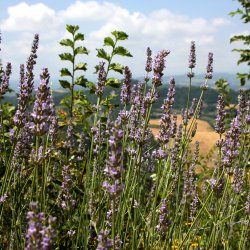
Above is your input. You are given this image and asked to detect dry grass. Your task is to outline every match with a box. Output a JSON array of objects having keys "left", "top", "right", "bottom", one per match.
[{"left": 150, "top": 115, "right": 220, "bottom": 156}]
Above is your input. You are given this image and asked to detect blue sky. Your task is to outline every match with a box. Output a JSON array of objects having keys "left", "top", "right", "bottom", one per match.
[{"left": 0, "top": 0, "right": 248, "bottom": 82}]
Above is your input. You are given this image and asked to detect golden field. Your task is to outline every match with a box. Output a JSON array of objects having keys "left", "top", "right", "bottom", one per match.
[{"left": 150, "top": 115, "right": 220, "bottom": 156}]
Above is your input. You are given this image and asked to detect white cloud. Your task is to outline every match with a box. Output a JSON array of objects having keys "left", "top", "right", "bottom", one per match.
[
  {"left": 0, "top": 0, "right": 239, "bottom": 81},
  {"left": 58, "top": 0, "right": 124, "bottom": 21},
  {"left": 0, "top": 2, "right": 61, "bottom": 32},
  {"left": 211, "top": 18, "right": 231, "bottom": 27}
]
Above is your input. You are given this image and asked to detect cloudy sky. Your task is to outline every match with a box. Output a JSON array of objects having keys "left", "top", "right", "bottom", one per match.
[{"left": 0, "top": 0, "right": 248, "bottom": 82}]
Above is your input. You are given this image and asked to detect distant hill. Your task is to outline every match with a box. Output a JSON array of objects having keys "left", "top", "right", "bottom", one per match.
[
  {"left": 8, "top": 72, "right": 245, "bottom": 92},
  {"left": 136, "top": 72, "right": 244, "bottom": 90}
]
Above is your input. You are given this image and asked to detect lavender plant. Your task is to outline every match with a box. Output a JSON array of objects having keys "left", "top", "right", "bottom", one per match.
[{"left": 0, "top": 25, "right": 249, "bottom": 250}]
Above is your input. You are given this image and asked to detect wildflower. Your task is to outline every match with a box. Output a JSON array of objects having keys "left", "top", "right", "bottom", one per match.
[
  {"left": 156, "top": 77, "right": 176, "bottom": 145},
  {"left": 189, "top": 98, "right": 198, "bottom": 117},
  {"left": 187, "top": 41, "right": 196, "bottom": 77},
  {"left": 0, "top": 62, "right": 12, "bottom": 96},
  {"left": 14, "top": 34, "right": 39, "bottom": 128},
  {"left": 0, "top": 194, "right": 8, "bottom": 203},
  {"left": 145, "top": 47, "right": 153, "bottom": 81},
  {"left": 205, "top": 52, "right": 213, "bottom": 79},
  {"left": 145, "top": 47, "right": 153, "bottom": 73},
  {"left": 121, "top": 66, "right": 132, "bottom": 104},
  {"left": 25, "top": 202, "right": 56, "bottom": 250},
  {"left": 156, "top": 199, "right": 169, "bottom": 237},
  {"left": 57, "top": 165, "right": 76, "bottom": 211},
  {"left": 77, "top": 132, "right": 86, "bottom": 161},
  {"left": 13, "top": 124, "right": 33, "bottom": 172},
  {"left": 152, "top": 49, "right": 170, "bottom": 87},
  {"left": 246, "top": 100, "right": 250, "bottom": 124},
  {"left": 215, "top": 95, "right": 226, "bottom": 134},
  {"left": 232, "top": 167, "right": 243, "bottom": 194},
  {"left": 95, "top": 61, "right": 106, "bottom": 96},
  {"left": 237, "top": 89, "right": 246, "bottom": 119},
  {"left": 190, "top": 242, "right": 199, "bottom": 247},
  {"left": 40, "top": 216, "right": 56, "bottom": 250},
  {"left": 30, "top": 68, "right": 53, "bottom": 136},
  {"left": 65, "top": 119, "right": 75, "bottom": 151},
  {"left": 96, "top": 230, "right": 113, "bottom": 250},
  {"left": 103, "top": 120, "right": 124, "bottom": 197},
  {"left": 222, "top": 117, "right": 242, "bottom": 168}
]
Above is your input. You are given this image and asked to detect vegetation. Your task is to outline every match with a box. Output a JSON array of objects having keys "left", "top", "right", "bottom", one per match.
[{"left": 0, "top": 16, "right": 249, "bottom": 250}]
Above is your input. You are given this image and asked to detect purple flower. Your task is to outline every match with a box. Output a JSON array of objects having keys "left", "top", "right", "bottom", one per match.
[
  {"left": 145, "top": 47, "right": 153, "bottom": 81},
  {"left": 152, "top": 49, "right": 170, "bottom": 87},
  {"left": 237, "top": 89, "right": 246, "bottom": 120},
  {"left": 0, "top": 194, "right": 8, "bottom": 203},
  {"left": 145, "top": 47, "right": 153, "bottom": 73},
  {"left": 96, "top": 230, "right": 113, "bottom": 250},
  {"left": 205, "top": 52, "right": 213, "bottom": 79},
  {"left": 156, "top": 199, "right": 169, "bottom": 238},
  {"left": 215, "top": 95, "right": 226, "bottom": 134},
  {"left": 103, "top": 120, "right": 124, "bottom": 198},
  {"left": 189, "top": 98, "right": 198, "bottom": 117},
  {"left": 57, "top": 165, "right": 76, "bottom": 211},
  {"left": 13, "top": 124, "right": 33, "bottom": 172},
  {"left": 14, "top": 34, "right": 39, "bottom": 128},
  {"left": 65, "top": 119, "right": 75, "bottom": 150},
  {"left": 95, "top": 61, "right": 106, "bottom": 96},
  {"left": 222, "top": 117, "right": 242, "bottom": 168},
  {"left": 232, "top": 167, "right": 243, "bottom": 195},
  {"left": 246, "top": 100, "right": 250, "bottom": 124},
  {"left": 121, "top": 66, "right": 132, "bottom": 104},
  {"left": 29, "top": 68, "right": 53, "bottom": 136},
  {"left": 156, "top": 77, "right": 176, "bottom": 145},
  {"left": 0, "top": 62, "right": 12, "bottom": 96},
  {"left": 25, "top": 202, "right": 56, "bottom": 250},
  {"left": 188, "top": 41, "right": 196, "bottom": 69}
]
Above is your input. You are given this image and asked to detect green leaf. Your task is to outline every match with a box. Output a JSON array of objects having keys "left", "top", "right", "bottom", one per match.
[
  {"left": 59, "top": 80, "right": 71, "bottom": 89},
  {"left": 74, "top": 33, "right": 84, "bottom": 41},
  {"left": 60, "top": 68, "right": 72, "bottom": 77},
  {"left": 75, "top": 76, "right": 88, "bottom": 87},
  {"left": 106, "top": 78, "right": 120, "bottom": 88},
  {"left": 94, "top": 65, "right": 99, "bottom": 74},
  {"left": 74, "top": 63, "right": 87, "bottom": 71},
  {"left": 59, "top": 53, "right": 74, "bottom": 63},
  {"left": 85, "top": 81, "right": 96, "bottom": 93},
  {"left": 66, "top": 24, "right": 79, "bottom": 34},
  {"left": 229, "top": 9, "right": 243, "bottom": 17},
  {"left": 111, "top": 31, "right": 129, "bottom": 41},
  {"left": 104, "top": 37, "right": 115, "bottom": 47},
  {"left": 96, "top": 48, "right": 110, "bottom": 61},
  {"left": 59, "top": 39, "right": 74, "bottom": 48},
  {"left": 109, "top": 63, "right": 124, "bottom": 74},
  {"left": 74, "top": 46, "right": 88, "bottom": 55},
  {"left": 113, "top": 46, "right": 132, "bottom": 57}
]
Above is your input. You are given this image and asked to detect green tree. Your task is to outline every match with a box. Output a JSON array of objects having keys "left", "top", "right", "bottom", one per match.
[{"left": 229, "top": 0, "right": 250, "bottom": 87}]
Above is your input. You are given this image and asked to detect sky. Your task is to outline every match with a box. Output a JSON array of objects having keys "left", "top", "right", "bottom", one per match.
[{"left": 0, "top": 0, "right": 249, "bottom": 82}]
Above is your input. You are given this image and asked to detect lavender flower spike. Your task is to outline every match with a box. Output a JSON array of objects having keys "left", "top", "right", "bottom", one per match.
[
  {"left": 152, "top": 49, "right": 170, "bottom": 87},
  {"left": 96, "top": 229, "right": 113, "bottom": 250},
  {"left": 121, "top": 66, "right": 132, "bottom": 104},
  {"left": 95, "top": 61, "right": 106, "bottom": 96},
  {"left": 188, "top": 41, "right": 196, "bottom": 69},
  {"left": 57, "top": 165, "right": 76, "bottom": 211},
  {"left": 205, "top": 52, "right": 213, "bottom": 79},
  {"left": 0, "top": 62, "right": 12, "bottom": 96},
  {"left": 14, "top": 34, "right": 39, "bottom": 128},
  {"left": 30, "top": 68, "right": 52, "bottom": 136},
  {"left": 215, "top": 95, "right": 226, "bottom": 135}
]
